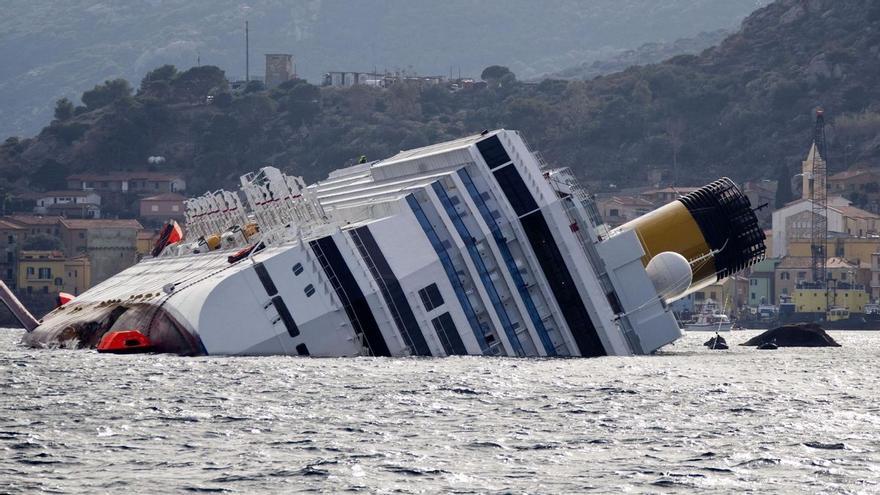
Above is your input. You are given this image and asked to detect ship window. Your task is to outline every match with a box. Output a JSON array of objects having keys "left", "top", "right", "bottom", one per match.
[
  {"left": 419, "top": 283, "right": 444, "bottom": 311},
  {"left": 292, "top": 262, "right": 304, "bottom": 276},
  {"left": 296, "top": 343, "right": 310, "bottom": 356},
  {"left": 449, "top": 195, "right": 460, "bottom": 206},
  {"left": 304, "top": 284, "right": 315, "bottom": 297},
  {"left": 431, "top": 312, "right": 467, "bottom": 355},
  {"left": 476, "top": 135, "right": 511, "bottom": 169},
  {"left": 493, "top": 165, "right": 538, "bottom": 216}
]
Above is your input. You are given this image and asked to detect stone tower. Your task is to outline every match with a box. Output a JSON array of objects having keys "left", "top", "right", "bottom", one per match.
[
  {"left": 265, "top": 54, "right": 294, "bottom": 88},
  {"left": 801, "top": 142, "right": 826, "bottom": 201}
]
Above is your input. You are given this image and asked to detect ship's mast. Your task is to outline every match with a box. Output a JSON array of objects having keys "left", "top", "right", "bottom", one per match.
[{"left": 810, "top": 109, "right": 828, "bottom": 296}]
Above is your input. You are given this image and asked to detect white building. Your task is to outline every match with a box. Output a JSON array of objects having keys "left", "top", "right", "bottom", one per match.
[
  {"left": 33, "top": 190, "right": 102, "bottom": 218},
  {"left": 770, "top": 197, "right": 876, "bottom": 258}
]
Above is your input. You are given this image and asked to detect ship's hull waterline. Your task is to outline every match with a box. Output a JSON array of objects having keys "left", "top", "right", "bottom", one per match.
[{"left": 21, "top": 130, "right": 765, "bottom": 357}]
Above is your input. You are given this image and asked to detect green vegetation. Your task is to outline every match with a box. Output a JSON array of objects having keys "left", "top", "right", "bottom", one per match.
[
  {"left": 22, "top": 234, "right": 64, "bottom": 251},
  {"left": 81, "top": 79, "right": 133, "bottom": 111},
  {"left": 53, "top": 98, "right": 74, "bottom": 122},
  {"left": 1, "top": 0, "right": 878, "bottom": 197}
]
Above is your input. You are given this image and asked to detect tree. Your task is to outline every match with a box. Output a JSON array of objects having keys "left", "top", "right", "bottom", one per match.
[
  {"left": 481, "top": 65, "right": 512, "bottom": 82},
  {"left": 140, "top": 65, "right": 179, "bottom": 98},
  {"left": 54, "top": 98, "right": 75, "bottom": 121},
  {"left": 171, "top": 66, "right": 228, "bottom": 103},
  {"left": 32, "top": 159, "right": 69, "bottom": 190},
  {"left": 22, "top": 233, "right": 64, "bottom": 251},
  {"left": 81, "top": 79, "right": 132, "bottom": 110},
  {"left": 142, "top": 64, "right": 178, "bottom": 84},
  {"left": 244, "top": 80, "right": 265, "bottom": 94},
  {"left": 775, "top": 164, "right": 793, "bottom": 208}
]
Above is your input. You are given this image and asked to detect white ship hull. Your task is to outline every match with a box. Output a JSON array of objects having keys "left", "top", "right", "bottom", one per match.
[{"left": 22, "top": 130, "right": 765, "bottom": 357}]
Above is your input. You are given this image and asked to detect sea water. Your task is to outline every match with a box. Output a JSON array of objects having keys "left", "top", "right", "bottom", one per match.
[{"left": 1, "top": 329, "right": 878, "bottom": 493}]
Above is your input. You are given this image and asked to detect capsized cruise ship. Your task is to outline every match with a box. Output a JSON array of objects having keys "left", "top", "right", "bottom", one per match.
[{"left": 17, "top": 130, "right": 765, "bottom": 357}]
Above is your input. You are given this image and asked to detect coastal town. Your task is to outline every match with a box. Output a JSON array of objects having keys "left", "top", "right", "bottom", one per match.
[
  {"left": 1, "top": 44, "right": 879, "bottom": 328},
  {"left": 594, "top": 137, "right": 880, "bottom": 324},
  {"left": 2, "top": 128, "right": 878, "bottom": 328}
]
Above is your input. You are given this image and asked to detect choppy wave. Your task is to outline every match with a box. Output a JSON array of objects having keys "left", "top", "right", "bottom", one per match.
[{"left": 1, "top": 329, "right": 878, "bottom": 493}]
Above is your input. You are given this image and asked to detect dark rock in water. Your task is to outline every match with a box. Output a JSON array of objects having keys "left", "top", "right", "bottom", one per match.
[
  {"left": 741, "top": 323, "right": 840, "bottom": 347},
  {"left": 756, "top": 341, "right": 778, "bottom": 350},
  {"left": 804, "top": 441, "right": 846, "bottom": 450},
  {"left": 704, "top": 335, "right": 728, "bottom": 349}
]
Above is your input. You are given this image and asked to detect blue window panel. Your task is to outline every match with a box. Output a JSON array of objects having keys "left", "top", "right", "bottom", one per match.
[
  {"left": 407, "top": 194, "right": 489, "bottom": 353},
  {"left": 432, "top": 181, "right": 525, "bottom": 357},
  {"left": 458, "top": 168, "right": 557, "bottom": 356}
]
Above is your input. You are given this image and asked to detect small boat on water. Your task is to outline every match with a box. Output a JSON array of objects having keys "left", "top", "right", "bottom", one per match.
[{"left": 683, "top": 299, "right": 734, "bottom": 332}]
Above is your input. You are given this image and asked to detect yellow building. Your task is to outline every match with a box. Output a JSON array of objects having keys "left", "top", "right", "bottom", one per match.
[
  {"left": 63, "top": 255, "right": 91, "bottom": 295},
  {"left": 137, "top": 230, "right": 157, "bottom": 256},
  {"left": 788, "top": 237, "right": 880, "bottom": 265},
  {"left": 774, "top": 256, "right": 869, "bottom": 302},
  {"left": 17, "top": 250, "right": 91, "bottom": 295},
  {"left": 793, "top": 287, "right": 869, "bottom": 313}
]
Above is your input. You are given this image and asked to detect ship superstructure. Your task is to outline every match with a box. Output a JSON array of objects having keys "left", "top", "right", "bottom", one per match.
[{"left": 20, "top": 130, "right": 765, "bottom": 357}]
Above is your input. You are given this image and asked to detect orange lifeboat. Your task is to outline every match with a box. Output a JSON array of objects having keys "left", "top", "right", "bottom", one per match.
[
  {"left": 56, "top": 292, "right": 75, "bottom": 307},
  {"left": 97, "top": 330, "right": 153, "bottom": 354}
]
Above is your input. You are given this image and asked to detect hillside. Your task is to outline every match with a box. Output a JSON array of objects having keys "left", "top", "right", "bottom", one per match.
[
  {"left": 2, "top": 0, "right": 879, "bottom": 200},
  {"left": 545, "top": 30, "right": 730, "bottom": 80},
  {"left": 0, "top": 0, "right": 767, "bottom": 138}
]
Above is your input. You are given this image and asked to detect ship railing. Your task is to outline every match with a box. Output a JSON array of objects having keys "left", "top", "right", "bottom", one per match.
[{"left": 239, "top": 166, "right": 328, "bottom": 235}]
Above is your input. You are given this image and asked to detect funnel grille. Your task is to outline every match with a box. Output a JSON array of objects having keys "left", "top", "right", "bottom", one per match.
[{"left": 677, "top": 177, "right": 766, "bottom": 279}]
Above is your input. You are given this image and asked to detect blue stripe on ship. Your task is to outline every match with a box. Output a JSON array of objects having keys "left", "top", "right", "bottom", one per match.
[
  {"left": 457, "top": 168, "right": 557, "bottom": 356},
  {"left": 432, "top": 181, "right": 525, "bottom": 357},
  {"left": 406, "top": 194, "right": 489, "bottom": 354}
]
